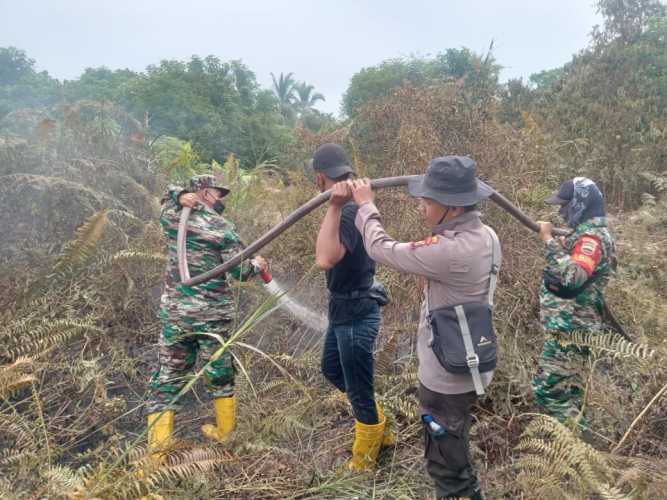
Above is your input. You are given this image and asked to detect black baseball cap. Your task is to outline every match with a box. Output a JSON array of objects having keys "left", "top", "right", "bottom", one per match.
[
  {"left": 545, "top": 180, "right": 575, "bottom": 205},
  {"left": 311, "top": 143, "right": 354, "bottom": 179}
]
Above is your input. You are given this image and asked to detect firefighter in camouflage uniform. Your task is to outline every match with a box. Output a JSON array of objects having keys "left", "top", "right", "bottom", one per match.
[
  {"left": 532, "top": 177, "right": 617, "bottom": 426},
  {"left": 146, "top": 174, "right": 268, "bottom": 462}
]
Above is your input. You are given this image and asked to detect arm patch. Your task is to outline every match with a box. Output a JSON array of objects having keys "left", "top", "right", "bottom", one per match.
[
  {"left": 410, "top": 235, "right": 438, "bottom": 249},
  {"left": 572, "top": 235, "right": 601, "bottom": 276}
]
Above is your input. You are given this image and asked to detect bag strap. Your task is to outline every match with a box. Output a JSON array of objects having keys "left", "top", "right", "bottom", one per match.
[
  {"left": 425, "top": 279, "right": 434, "bottom": 346},
  {"left": 484, "top": 225, "right": 501, "bottom": 308},
  {"left": 455, "top": 305, "right": 485, "bottom": 396}
]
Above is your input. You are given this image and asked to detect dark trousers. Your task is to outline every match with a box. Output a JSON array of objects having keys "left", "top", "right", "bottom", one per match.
[
  {"left": 320, "top": 307, "right": 381, "bottom": 424},
  {"left": 419, "top": 383, "right": 480, "bottom": 499}
]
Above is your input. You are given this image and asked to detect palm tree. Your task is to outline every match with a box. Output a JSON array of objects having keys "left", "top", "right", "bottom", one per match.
[
  {"left": 293, "top": 81, "right": 325, "bottom": 114},
  {"left": 270, "top": 72, "right": 296, "bottom": 120}
]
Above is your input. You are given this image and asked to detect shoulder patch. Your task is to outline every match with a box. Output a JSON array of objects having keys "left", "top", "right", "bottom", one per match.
[
  {"left": 572, "top": 235, "right": 601, "bottom": 276},
  {"left": 579, "top": 236, "right": 599, "bottom": 256},
  {"left": 410, "top": 235, "right": 438, "bottom": 249}
]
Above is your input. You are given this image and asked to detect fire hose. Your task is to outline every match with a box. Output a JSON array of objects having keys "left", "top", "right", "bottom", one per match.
[
  {"left": 178, "top": 175, "right": 571, "bottom": 286},
  {"left": 176, "top": 175, "right": 629, "bottom": 339}
]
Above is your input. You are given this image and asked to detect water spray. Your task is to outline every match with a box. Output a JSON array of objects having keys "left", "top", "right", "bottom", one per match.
[{"left": 250, "top": 259, "right": 327, "bottom": 332}]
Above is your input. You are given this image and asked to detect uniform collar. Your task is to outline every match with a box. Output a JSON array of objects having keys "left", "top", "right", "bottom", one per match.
[
  {"left": 432, "top": 210, "right": 482, "bottom": 234},
  {"left": 574, "top": 216, "right": 608, "bottom": 233}
]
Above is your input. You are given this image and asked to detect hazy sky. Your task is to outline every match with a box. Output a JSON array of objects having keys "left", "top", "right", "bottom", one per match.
[{"left": 0, "top": 1, "right": 601, "bottom": 115}]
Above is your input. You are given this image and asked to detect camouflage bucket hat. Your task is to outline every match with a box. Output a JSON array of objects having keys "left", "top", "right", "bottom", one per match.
[{"left": 188, "top": 174, "right": 230, "bottom": 197}]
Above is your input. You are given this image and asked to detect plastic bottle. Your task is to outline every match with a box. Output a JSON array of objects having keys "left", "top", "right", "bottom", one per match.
[{"left": 422, "top": 414, "right": 447, "bottom": 438}]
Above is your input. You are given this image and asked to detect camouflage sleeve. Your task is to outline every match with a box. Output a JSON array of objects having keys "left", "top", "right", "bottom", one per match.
[
  {"left": 159, "top": 186, "right": 185, "bottom": 234},
  {"left": 161, "top": 184, "right": 188, "bottom": 206},
  {"left": 220, "top": 226, "right": 256, "bottom": 282},
  {"left": 544, "top": 238, "right": 591, "bottom": 289}
]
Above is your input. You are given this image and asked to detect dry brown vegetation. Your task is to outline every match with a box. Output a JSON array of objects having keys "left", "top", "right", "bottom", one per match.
[{"left": 0, "top": 77, "right": 666, "bottom": 499}]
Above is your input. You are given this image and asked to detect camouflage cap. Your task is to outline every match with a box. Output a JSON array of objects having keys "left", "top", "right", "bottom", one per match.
[{"left": 188, "top": 175, "right": 230, "bottom": 197}]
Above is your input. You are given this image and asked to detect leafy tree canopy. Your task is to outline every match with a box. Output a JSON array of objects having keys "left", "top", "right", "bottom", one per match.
[
  {"left": 342, "top": 47, "right": 500, "bottom": 117},
  {"left": 0, "top": 46, "right": 61, "bottom": 117}
]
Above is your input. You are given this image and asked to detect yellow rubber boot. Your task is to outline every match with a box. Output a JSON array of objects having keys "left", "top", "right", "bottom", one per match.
[
  {"left": 147, "top": 410, "right": 174, "bottom": 465},
  {"left": 376, "top": 403, "right": 396, "bottom": 447},
  {"left": 201, "top": 396, "right": 236, "bottom": 443},
  {"left": 348, "top": 413, "right": 386, "bottom": 472}
]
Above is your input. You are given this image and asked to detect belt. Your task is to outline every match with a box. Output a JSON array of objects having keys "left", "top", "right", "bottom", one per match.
[{"left": 329, "top": 287, "right": 373, "bottom": 301}]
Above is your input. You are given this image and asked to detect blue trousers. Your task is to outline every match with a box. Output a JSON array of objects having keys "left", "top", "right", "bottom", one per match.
[{"left": 320, "top": 306, "right": 381, "bottom": 424}]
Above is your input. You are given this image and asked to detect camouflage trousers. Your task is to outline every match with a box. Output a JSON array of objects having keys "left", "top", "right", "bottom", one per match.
[
  {"left": 531, "top": 333, "right": 592, "bottom": 426},
  {"left": 146, "top": 311, "right": 235, "bottom": 414}
]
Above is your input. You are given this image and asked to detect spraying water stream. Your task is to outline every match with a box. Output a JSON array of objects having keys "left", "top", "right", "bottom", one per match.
[{"left": 263, "top": 278, "right": 327, "bottom": 333}]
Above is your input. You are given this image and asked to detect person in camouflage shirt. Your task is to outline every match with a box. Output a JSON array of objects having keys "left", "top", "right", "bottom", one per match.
[
  {"left": 146, "top": 174, "right": 268, "bottom": 463},
  {"left": 532, "top": 177, "right": 617, "bottom": 426}
]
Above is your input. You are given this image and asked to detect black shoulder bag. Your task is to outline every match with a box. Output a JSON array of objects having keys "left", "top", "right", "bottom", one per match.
[{"left": 426, "top": 226, "right": 501, "bottom": 396}]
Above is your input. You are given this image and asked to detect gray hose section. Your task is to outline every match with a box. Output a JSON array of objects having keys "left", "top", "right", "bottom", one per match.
[
  {"left": 177, "top": 175, "right": 570, "bottom": 286},
  {"left": 177, "top": 207, "right": 192, "bottom": 282}
]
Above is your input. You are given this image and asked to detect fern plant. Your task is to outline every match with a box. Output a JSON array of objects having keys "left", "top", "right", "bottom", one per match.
[
  {"left": 52, "top": 209, "right": 109, "bottom": 278},
  {"left": 640, "top": 171, "right": 667, "bottom": 195},
  {"left": 616, "top": 457, "right": 667, "bottom": 499},
  {"left": 552, "top": 331, "right": 657, "bottom": 361},
  {"left": 516, "top": 415, "right": 630, "bottom": 499},
  {"left": 111, "top": 250, "right": 167, "bottom": 268},
  {"left": 375, "top": 331, "right": 399, "bottom": 377},
  {"left": 0, "top": 357, "right": 35, "bottom": 399},
  {"left": 0, "top": 411, "right": 38, "bottom": 458},
  {"left": 45, "top": 444, "right": 232, "bottom": 499},
  {"left": 0, "top": 318, "right": 102, "bottom": 362}
]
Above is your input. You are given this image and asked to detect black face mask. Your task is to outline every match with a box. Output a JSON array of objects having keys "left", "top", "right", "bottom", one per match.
[
  {"left": 212, "top": 200, "right": 225, "bottom": 215},
  {"left": 559, "top": 203, "right": 569, "bottom": 221}
]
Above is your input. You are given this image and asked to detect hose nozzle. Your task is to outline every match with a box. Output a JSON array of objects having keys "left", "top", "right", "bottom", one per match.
[
  {"left": 251, "top": 259, "right": 272, "bottom": 284},
  {"left": 259, "top": 269, "right": 272, "bottom": 284}
]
